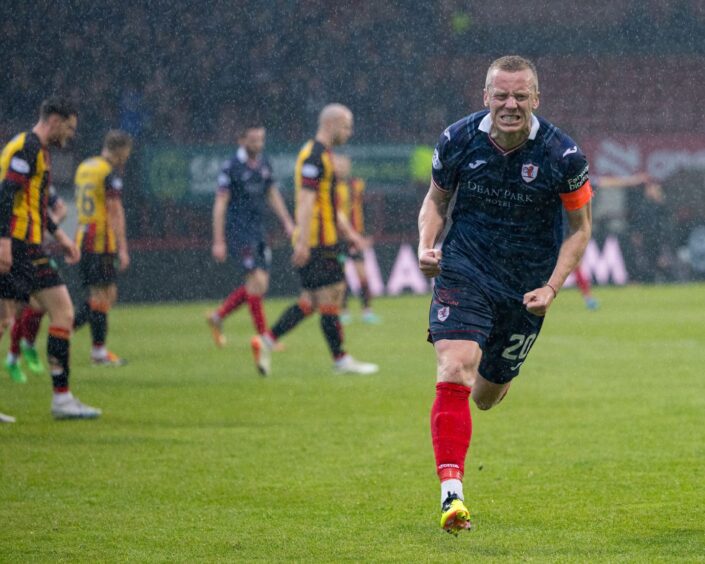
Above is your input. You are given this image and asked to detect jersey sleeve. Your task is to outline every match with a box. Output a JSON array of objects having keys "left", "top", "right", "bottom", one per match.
[
  {"left": 2, "top": 139, "right": 39, "bottom": 191},
  {"left": 431, "top": 128, "right": 462, "bottom": 192},
  {"left": 0, "top": 137, "right": 40, "bottom": 236},
  {"left": 299, "top": 151, "right": 324, "bottom": 192},
  {"left": 335, "top": 180, "right": 350, "bottom": 217},
  {"left": 352, "top": 178, "right": 365, "bottom": 195},
  {"left": 216, "top": 161, "right": 234, "bottom": 195},
  {"left": 47, "top": 184, "right": 60, "bottom": 209},
  {"left": 105, "top": 172, "right": 124, "bottom": 199},
  {"left": 556, "top": 145, "right": 592, "bottom": 211}
]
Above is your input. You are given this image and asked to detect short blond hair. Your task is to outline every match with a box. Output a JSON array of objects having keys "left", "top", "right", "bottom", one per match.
[
  {"left": 103, "top": 129, "right": 133, "bottom": 152},
  {"left": 485, "top": 55, "right": 539, "bottom": 93}
]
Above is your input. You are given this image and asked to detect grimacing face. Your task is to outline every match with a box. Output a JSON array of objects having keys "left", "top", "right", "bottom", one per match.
[{"left": 483, "top": 68, "right": 539, "bottom": 141}]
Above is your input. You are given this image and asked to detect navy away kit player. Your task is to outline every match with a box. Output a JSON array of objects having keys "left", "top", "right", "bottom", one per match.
[
  {"left": 207, "top": 124, "right": 293, "bottom": 349},
  {"left": 417, "top": 55, "right": 593, "bottom": 533}
]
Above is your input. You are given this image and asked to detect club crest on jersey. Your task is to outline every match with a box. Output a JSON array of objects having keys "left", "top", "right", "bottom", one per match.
[
  {"left": 521, "top": 163, "right": 539, "bottom": 183},
  {"left": 437, "top": 306, "right": 450, "bottom": 322}
]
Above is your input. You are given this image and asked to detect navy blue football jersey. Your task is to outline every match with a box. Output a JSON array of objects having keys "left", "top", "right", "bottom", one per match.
[
  {"left": 431, "top": 110, "right": 592, "bottom": 300},
  {"left": 217, "top": 146, "right": 275, "bottom": 244}
]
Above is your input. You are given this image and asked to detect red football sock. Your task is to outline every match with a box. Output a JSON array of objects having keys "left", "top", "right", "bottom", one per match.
[
  {"left": 22, "top": 308, "right": 45, "bottom": 345},
  {"left": 9, "top": 312, "right": 22, "bottom": 355},
  {"left": 431, "top": 382, "right": 472, "bottom": 482},
  {"left": 574, "top": 267, "right": 591, "bottom": 296},
  {"left": 217, "top": 286, "right": 248, "bottom": 318},
  {"left": 247, "top": 294, "right": 267, "bottom": 335}
]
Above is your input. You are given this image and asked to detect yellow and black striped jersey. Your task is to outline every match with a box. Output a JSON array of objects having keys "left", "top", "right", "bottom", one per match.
[
  {"left": 74, "top": 156, "right": 123, "bottom": 253},
  {"left": 294, "top": 140, "right": 338, "bottom": 248},
  {"left": 0, "top": 132, "right": 51, "bottom": 244},
  {"left": 335, "top": 178, "right": 350, "bottom": 224},
  {"left": 335, "top": 176, "right": 366, "bottom": 237},
  {"left": 349, "top": 177, "right": 365, "bottom": 234}
]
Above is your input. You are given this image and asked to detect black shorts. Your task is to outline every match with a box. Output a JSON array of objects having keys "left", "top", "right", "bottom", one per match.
[
  {"left": 79, "top": 252, "right": 118, "bottom": 287},
  {"left": 0, "top": 240, "right": 65, "bottom": 302},
  {"left": 229, "top": 240, "right": 271, "bottom": 272},
  {"left": 427, "top": 277, "right": 544, "bottom": 385},
  {"left": 298, "top": 246, "right": 346, "bottom": 290}
]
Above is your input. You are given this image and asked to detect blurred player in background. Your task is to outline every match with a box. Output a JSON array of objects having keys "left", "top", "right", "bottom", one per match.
[
  {"left": 572, "top": 172, "right": 652, "bottom": 309},
  {"left": 332, "top": 153, "right": 381, "bottom": 325},
  {"left": 0, "top": 96, "right": 101, "bottom": 420},
  {"left": 418, "top": 56, "right": 592, "bottom": 533},
  {"left": 4, "top": 184, "right": 67, "bottom": 382},
  {"left": 206, "top": 123, "right": 294, "bottom": 347},
  {"left": 251, "top": 104, "right": 378, "bottom": 376},
  {"left": 72, "top": 130, "right": 133, "bottom": 366}
]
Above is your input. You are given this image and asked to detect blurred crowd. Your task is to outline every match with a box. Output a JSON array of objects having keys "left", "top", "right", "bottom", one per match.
[
  {"left": 2, "top": 1, "right": 705, "bottom": 148},
  {"left": 2, "top": 1, "right": 704, "bottom": 283}
]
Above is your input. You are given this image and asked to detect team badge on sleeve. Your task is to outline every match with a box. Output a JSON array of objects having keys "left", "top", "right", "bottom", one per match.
[
  {"left": 301, "top": 164, "right": 320, "bottom": 178},
  {"left": 10, "top": 156, "right": 30, "bottom": 174},
  {"left": 521, "top": 163, "right": 539, "bottom": 183},
  {"left": 432, "top": 149, "right": 443, "bottom": 170}
]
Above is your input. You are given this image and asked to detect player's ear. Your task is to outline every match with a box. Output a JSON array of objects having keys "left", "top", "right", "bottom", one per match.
[
  {"left": 532, "top": 92, "right": 540, "bottom": 110},
  {"left": 483, "top": 88, "right": 489, "bottom": 108}
]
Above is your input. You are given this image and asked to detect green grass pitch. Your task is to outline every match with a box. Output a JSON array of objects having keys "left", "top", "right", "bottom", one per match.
[{"left": 1, "top": 284, "right": 704, "bottom": 562}]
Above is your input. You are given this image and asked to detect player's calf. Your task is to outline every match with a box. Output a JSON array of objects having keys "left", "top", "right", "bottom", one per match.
[{"left": 471, "top": 381, "right": 511, "bottom": 411}]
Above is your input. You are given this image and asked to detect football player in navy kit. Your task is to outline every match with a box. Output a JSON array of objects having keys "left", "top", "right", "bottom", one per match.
[
  {"left": 207, "top": 124, "right": 294, "bottom": 348},
  {"left": 418, "top": 56, "right": 593, "bottom": 533}
]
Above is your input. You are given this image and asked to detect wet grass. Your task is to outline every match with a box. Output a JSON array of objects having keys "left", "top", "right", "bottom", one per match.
[{"left": 1, "top": 284, "right": 704, "bottom": 562}]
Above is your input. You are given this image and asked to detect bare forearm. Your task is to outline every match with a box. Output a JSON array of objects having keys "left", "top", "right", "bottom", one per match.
[
  {"left": 547, "top": 225, "right": 591, "bottom": 291},
  {"left": 51, "top": 200, "right": 68, "bottom": 224},
  {"left": 336, "top": 211, "right": 355, "bottom": 241},
  {"left": 268, "top": 189, "right": 294, "bottom": 231},
  {"left": 418, "top": 188, "right": 448, "bottom": 252},
  {"left": 295, "top": 195, "right": 314, "bottom": 247},
  {"left": 107, "top": 201, "right": 128, "bottom": 252},
  {"left": 212, "top": 198, "right": 227, "bottom": 244}
]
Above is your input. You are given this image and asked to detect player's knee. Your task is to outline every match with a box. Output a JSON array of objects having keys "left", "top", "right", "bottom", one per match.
[
  {"left": 246, "top": 271, "right": 268, "bottom": 296},
  {"left": 247, "top": 281, "right": 268, "bottom": 297},
  {"left": 437, "top": 357, "right": 475, "bottom": 387},
  {"left": 47, "top": 303, "right": 75, "bottom": 328},
  {"left": 89, "top": 298, "right": 111, "bottom": 314},
  {"left": 60, "top": 308, "right": 75, "bottom": 329},
  {"left": 0, "top": 315, "right": 13, "bottom": 334},
  {"left": 298, "top": 298, "right": 314, "bottom": 316}
]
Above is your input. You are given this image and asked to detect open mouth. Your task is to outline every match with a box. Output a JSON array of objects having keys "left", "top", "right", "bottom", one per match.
[{"left": 499, "top": 114, "right": 522, "bottom": 125}]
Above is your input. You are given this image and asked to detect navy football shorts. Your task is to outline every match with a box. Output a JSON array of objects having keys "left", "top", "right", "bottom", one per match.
[
  {"left": 230, "top": 240, "right": 271, "bottom": 272},
  {"left": 427, "top": 278, "right": 544, "bottom": 385}
]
